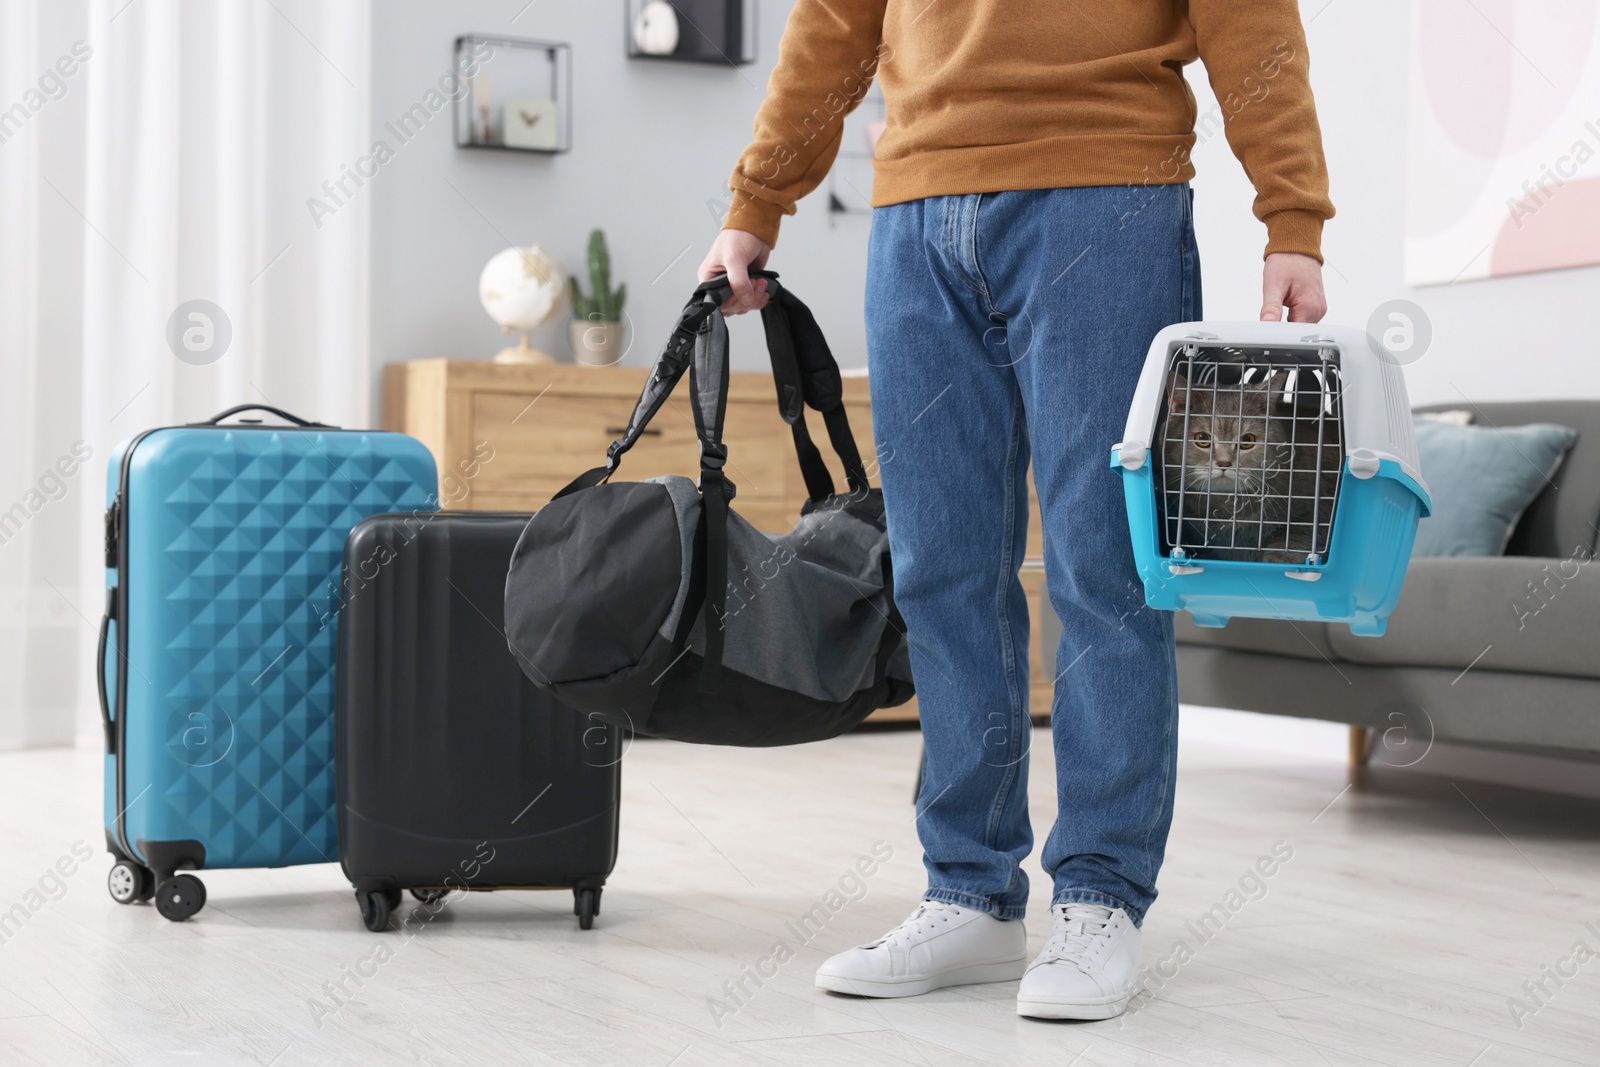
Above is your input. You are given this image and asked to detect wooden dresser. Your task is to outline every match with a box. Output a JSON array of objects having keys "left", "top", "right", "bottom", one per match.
[{"left": 381, "top": 360, "right": 1053, "bottom": 725}]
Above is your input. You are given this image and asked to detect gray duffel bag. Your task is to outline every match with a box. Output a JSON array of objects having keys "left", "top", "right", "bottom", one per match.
[{"left": 504, "top": 271, "right": 914, "bottom": 746}]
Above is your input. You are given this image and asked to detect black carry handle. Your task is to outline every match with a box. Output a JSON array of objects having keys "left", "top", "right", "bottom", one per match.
[
  {"left": 681, "top": 278, "right": 741, "bottom": 694},
  {"left": 696, "top": 269, "right": 869, "bottom": 502},
  {"left": 555, "top": 270, "right": 866, "bottom": 501},
  {"left": 692, "top": 265, "right": 776, "bottom": 309},
  {"left": 191, "top": 404, "right": 338, "bottom": 429},
  {"left": 701, "top": 269, "right": 870, "bottom": 501},
  {"left": 552, "top": 289, "right": 721, "bottom": 500},
  {"left": 756, "top": 279, "right": 870, "bottom": 502},
  {"left": 97, "top": 588, "right": 115, "bottom": 755}
]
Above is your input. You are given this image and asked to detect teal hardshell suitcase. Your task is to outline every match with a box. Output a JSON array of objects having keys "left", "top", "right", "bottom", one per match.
[{"left": 99, "top": 405, "right": 437, "bottom": 920}]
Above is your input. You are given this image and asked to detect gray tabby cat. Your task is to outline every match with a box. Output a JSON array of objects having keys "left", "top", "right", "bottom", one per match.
[{"left": 1159, "top": 370, "right": 1341, "bottom": 564}]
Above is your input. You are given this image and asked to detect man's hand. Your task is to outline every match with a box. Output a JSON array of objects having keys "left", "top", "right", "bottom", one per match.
[
  {"left": 1260, "top": 252, "right": 1327, "bottom": 323},
  {"left": 697, "top": 229, "right": 773, "bottom": 315}
]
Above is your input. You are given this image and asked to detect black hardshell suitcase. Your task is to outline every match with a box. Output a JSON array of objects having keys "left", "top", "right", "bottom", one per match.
[{"left": 335, "top": 511, "right": 620, "bottom": 932}]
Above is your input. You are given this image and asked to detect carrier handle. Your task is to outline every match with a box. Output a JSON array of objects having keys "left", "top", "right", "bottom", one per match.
[
  {"left": 193, "top": 404, "right": 338, "bottom": 429},
  {"left": 97, "top": 588, "right": 115, "bottom": 755}
]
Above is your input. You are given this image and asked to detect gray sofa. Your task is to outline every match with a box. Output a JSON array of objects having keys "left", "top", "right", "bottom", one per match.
[{"left": 1173, "top": 400, "right": 1600, "bottom": 758}]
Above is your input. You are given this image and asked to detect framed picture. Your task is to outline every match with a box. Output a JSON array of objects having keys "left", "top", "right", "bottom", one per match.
[{"left": 502, "top": 97, "right": 559, "bottom": 151}]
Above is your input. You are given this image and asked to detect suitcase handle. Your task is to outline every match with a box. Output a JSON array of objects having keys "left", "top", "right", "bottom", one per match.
[
  {"left": 97, "top": 591, "right": 115, "bottom": 755},
  {"left": 193, "top": 404, "right": 338, "bottom": 429}
]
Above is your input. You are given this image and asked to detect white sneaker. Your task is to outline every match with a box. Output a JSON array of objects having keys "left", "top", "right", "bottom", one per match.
[
  {"left": 1016, "top": 903, "right": 1142, "bottom": 1020},
  {"left": 815, "top": 899, "right": 1027, "bottom": 998}
]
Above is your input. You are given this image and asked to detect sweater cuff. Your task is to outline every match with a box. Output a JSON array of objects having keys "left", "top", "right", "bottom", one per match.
[
  {"left": 724, "top": 191, "right": 786, "bottom": 250},
  {"left": 1263, "top": 209, "right": 1326, "bottom": 263}
]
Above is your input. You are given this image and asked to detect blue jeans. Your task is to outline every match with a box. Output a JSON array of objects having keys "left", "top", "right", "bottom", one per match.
[{"left": 865, "top": 185, "right": 1199, "bottom": 925}]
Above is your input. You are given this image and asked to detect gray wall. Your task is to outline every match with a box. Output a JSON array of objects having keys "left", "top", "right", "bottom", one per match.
[
  {"left": 370, "top": 0, "right": 1600, "bottom": 418},
  {"left": 369, "top": 0, "right": 873, "bottom": 392}
]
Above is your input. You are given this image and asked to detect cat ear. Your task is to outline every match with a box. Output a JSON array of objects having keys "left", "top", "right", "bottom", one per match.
[
  {"left": 1167, "top": 388, "right": 1187, "bottom": 414},
  {"left": 1264, "top": 369, "right": 1295, "bottom": 401}
]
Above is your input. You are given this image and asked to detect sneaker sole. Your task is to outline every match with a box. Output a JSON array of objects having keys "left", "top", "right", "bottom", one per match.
[
  {"left": 1016, "top": 990, "right": 1133, "bottom": 1021},
  {"left": 815, "top": 957, "right": 1027, "bottom": 999}
]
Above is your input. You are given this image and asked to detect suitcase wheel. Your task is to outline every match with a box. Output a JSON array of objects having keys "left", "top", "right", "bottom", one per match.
[
  {"left": 357, "top": 888, "right": 403, "bottom": 932},
  {"left": 411, "top": 888, "right": 448, "bottom": 905},
  {"left": 574, "top": 886, "right": 600, "bottom": 930},
  {"left": 154, "top": 874, "right": 206, "bottom": 921},
  {"left": 107, "top": 861, "right": 154, "bottom": 905}
]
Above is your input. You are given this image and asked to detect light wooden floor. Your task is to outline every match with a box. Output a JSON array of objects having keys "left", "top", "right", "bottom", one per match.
[{"left": 1, "top": 725, "right": 1598, "bottom": 1066}]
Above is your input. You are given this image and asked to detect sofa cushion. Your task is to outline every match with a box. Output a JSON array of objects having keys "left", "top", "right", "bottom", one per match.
[
  {"left": 1411, "top": 418, "right": 1578, "bottom": 556},
  {"left": 1416, "top": 401, "right": 1600, "bottom": 558},
  {"left": 1326, "top": 555, "right": 1600, "bottom": 679}
]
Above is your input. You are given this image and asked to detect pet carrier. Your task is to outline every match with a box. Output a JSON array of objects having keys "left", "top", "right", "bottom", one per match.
[{"left": 1112, "top": 322, "right": 1431, "bottom": 636}]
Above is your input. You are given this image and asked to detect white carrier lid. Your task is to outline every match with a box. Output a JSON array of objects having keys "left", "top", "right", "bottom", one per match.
[{"left": 1114, "top": 321, "right": 1429, "bottom": 498}]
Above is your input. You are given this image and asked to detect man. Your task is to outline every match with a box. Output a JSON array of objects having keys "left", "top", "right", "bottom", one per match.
[{"left": 698, "top": 1, "right": 1332, "bottom": 1021}]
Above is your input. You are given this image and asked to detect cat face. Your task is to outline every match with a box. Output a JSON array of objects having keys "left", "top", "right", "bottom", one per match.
[{"left": 1161, "top": 379, "right": 1288, "bottom": 500}]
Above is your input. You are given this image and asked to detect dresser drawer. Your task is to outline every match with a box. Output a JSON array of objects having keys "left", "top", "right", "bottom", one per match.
[
  {"left": 470, "top": 389, "right": 692, "bottom": 499},
  {"left": 469, "top": 387, "right": 794, "bottom": 503}
]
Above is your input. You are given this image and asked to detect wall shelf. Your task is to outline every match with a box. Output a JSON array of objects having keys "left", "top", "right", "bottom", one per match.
[
  {"left": 625, "top": 0, "right": 757, "bottom": 66},
  {"left": 452, "top": 35, "right": 572, "bottom": 154}
]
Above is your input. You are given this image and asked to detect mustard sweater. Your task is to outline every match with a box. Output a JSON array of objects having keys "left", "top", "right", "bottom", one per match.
[{"left": 726, "top": 0, "right": 1334, "bottom": 261}]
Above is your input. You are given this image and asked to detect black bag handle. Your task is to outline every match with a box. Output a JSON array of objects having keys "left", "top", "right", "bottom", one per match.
[
  {"left": 191, "top": 404, "right": 338, "bottom": 428},
  {"left": 97, "top": 589, "right": 116, "bottom": 755},
  {"left": 690, "top": 270, "right": 869, "bottom": 502},
  {"left": 552, "top": 291, "right": 720, "bottom": 500},
  {"left": 554, "top": 271, "right": 868, "bottom": 502},
  {"left": 756, "top": 279, "right": 869, "bottom": 501},
  {"left": 683, "top": 299, "right": 733, "bottom": 693}
]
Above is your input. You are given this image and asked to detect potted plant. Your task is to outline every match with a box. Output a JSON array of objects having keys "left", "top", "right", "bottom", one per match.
[{"left": 568, "top": 229, "right": 627, "bottom": 366}]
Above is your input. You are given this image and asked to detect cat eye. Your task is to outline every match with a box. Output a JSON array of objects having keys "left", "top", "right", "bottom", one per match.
[
  {"left": 1192, "top": 431, "right": 1211, "bottom": 448},
  {"left": 1239, "top": 433, "right": 1256, "bottom": 450}
]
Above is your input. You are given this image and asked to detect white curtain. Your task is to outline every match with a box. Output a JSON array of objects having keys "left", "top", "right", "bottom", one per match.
[
  {"left": 0, "top": 0, "right": 374, "bottom": 747},
  {"left": 0, "top": 1, "right": 91, "bottom": 748}
]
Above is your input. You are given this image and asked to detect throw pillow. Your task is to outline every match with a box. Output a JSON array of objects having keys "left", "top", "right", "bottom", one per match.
[{"left": 1411, "top": 418, "right": 1579, "bottom": 556}]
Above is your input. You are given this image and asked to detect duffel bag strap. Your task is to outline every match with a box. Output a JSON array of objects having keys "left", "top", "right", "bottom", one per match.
[
  {"left": 753, "top": 275, "right": 871, "bottom": 501},
  {"left": 552, "top": 293, "right": 719, "bottom": 501},
  {"left": 683, "top": 284, "right": 736, "bottom": 693},
  {"left": 757, "top": 279, "right": 835, "bottom": 502}
]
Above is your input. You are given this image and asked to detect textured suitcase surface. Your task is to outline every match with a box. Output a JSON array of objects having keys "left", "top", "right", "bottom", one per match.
[
  {"left": 336, "top": 512, "right": 620, "bottom": 928},
  {"left": 101, "top": 411, "right": 438, "bottom": 902}
]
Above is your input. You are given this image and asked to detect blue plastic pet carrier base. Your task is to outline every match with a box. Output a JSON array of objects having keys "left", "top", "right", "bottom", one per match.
[
  {"left": 100, "top": 405, "right": 437, "bottom": 919},
  {"left": 1115, "top": 453, "right": 1429, "bottom": 635},
  {"left": 1113, "top": 323, "right": 1432, "bottom": 637}
]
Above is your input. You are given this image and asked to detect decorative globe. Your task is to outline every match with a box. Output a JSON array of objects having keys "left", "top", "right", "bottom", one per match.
[{"left": 478, "top": 244, "right": 566, "bottom": 364}]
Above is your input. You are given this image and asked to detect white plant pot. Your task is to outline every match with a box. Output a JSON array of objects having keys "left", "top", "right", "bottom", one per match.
[{"left": 570, "top": 320, "right": 625, "bottom": 367}]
